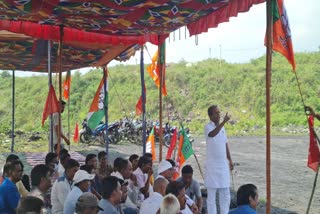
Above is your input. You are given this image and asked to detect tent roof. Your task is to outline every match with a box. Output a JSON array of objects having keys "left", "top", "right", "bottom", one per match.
[
  {"left": 0, "top": 0, "right": 266, "bottom": 71},
  {"left": 0, "top": 0, "right": 265, "bottom": 37},
  {"left": 0, "top": 30, "right": 139, "bottom": 72}
]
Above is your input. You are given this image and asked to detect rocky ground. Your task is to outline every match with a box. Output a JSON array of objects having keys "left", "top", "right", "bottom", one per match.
[{"left": 1, "top": 134, "right": 319, "bottom": 214}]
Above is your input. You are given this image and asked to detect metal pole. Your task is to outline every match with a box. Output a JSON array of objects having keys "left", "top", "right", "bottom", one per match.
[
  {"left": 158, "top": 39, "right": 163, "bottom": 162},
  {"left": 11, "top": 70, "right": 15, "bottom": 152},
  {"left": 140, "top": 46, "right": 147, "bottom": 154},
  {"left": 48, "top": 41, "right": 53, "bottom": 152},
  {"left": 266, "top": 1, "right": 273, "bottom": 213},
  {"left": 103, "top": 68, "right": 109, "bottom": 157}
]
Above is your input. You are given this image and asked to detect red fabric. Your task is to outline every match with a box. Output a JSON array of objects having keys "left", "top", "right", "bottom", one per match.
[
  {"left": 42, "top": 85, "right": 59, "bottom": 126},
  {"left": 188, "top": 0, "right": 266, "bottom": 36},
  {"left": 308, "top": 116, "right": 320, "bottom": 172},
  {"left": 73, "top": 123, "right": 79, "bottom": 143},
  {"left": 166, "top": 128, "right": 177, "bottom": 159},
  {"left": 0, "top": 20, "right": 159, "bottom": 45}
]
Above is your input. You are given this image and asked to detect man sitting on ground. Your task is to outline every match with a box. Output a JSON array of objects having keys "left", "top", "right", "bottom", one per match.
[
  {"left": 16, "top": 196, "right": 44, "bottom": 214},
  {"left": 166, "top": 181, "right": 193, "bottom": 214},
  {"left": 97, "top": 151, "right": 113, "bottom": 179},
  {"left": 51, "top": 159, "right": 79, "bottom": 214},
  {"left": 98, "top": 176, "right": 123, "bottom": 214},
  {"left": 159, "top": 193, "right": 181, "bottom": 214},
  {"left": 63, "top": 170, "right": 95, "bottom": 214},
  {"left": 29, "top": 164, "right": 52, "bottom": 213},
  {"left": 228, "top": 184, "right": 259, "bottom": 214},
  {"left": 177, "top": 165, "right": 203, "bottom": 213},
  {"left": 156, "top": 160, "right": 173, "bottom": 182},
  {"left": 75, "top": 192, "right": 103, "bottom": 214},
  {"left": 0, "top": 160, "right": 23, "bottom": 214},
  {"left": 140, "top": 177, "right": 169, "bottom": 214}
]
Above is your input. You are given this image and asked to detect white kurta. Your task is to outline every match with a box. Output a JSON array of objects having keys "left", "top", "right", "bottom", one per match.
[{"left": 204, "top": 121, "right": 230, "bottom": 188}]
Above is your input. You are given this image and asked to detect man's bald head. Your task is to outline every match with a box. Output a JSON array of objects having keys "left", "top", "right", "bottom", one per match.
[{"left": 154, "top": 178, "right": 169, "bottom": 196}]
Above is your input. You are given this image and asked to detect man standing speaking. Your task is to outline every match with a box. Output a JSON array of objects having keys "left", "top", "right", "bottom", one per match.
[{"left": 204, "top": 105, "right": 233, "bottom": 214}]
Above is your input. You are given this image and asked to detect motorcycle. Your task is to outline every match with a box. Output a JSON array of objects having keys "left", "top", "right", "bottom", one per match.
[{"left": 80, "top": 120, "right": 120, "bottom": 145}]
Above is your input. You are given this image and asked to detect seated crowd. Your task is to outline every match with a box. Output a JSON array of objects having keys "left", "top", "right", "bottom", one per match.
[{"left": 0, "top": 145, "right": 258, "bottom": 214}]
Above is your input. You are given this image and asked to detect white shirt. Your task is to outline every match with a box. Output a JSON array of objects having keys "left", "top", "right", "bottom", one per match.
[
  {"left": 51, "top": 174, "right": 72, "bottom": 214},
  {"left": 53, "top": 113, "right": 64, "bottom": 147},
  {"left": 139, "top": 192, "right": 163, "bottom": 214},
  {"left": 133, "top": 167, "right": 149, "bottom": 203},
  {"left": 63, "top": 186, "right": 83, "bottom": 214},
  {"left": 204, "top": 121, "right": 230, "bottom": 188},
  {"left": 181, "top": 205, "right": 193, "bottom": 214},
  {"left": 57, "top": 162, "right": 65, "bottom": 178}
]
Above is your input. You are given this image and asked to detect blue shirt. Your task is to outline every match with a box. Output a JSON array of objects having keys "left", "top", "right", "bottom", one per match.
[
  {"left": 0, "top": 177, "right": 20, "bottom": 214},
  {"left": 63, "top": 186, "right": 83, "bottom": 214},
  {"left": 98, "top": 199, "right": 120, "bottom": 214},
  {"left": 229, "top": 205, "right": 257, "bottom": 214}
]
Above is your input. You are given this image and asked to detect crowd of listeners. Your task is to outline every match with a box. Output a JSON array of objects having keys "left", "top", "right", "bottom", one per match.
[{"left": 0, "top": 144, "right": 258, "bottom": 214}]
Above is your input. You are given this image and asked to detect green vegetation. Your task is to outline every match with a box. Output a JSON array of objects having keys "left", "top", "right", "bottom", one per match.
[{"left": 0, "top": 52, "right": 320, "bottom": 137}]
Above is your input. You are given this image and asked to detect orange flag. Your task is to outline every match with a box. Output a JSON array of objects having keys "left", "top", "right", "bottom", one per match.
[
  {"left": 166, "top": 128, "right": 177, "bottom": 159},
  {"left": 147, "top": 47, "right": 167, "bottom": 96},
  {"left": 174, "top": 134, "right": 185, "bottom": 180},
  {"left": 73, "top": 122, "right": 79, "bottom": 143},
  {"left": 135, "top": 83, "right": 146, "bottom": 116},
  {"left": 42, "top": 85, "right": 59, "bottom": 126},
  {"left": 146, "top": 127, "right": 156, "bottom": 161},
  {"left": 307, "top": 116, "right": 320, "bottom": 172},
  {"left": 269, "top": 0, "right": 296, "bottom": 71},
  {"left": 63, "top": 71, "right": 71, "bottom": 100}
]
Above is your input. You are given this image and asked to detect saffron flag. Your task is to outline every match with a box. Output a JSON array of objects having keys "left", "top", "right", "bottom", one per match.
[
  {"left": 174, "top": 125, "right": 194, "bottom": 179},
  {"left": 42, "top": 85, "right": 59, "bottom": 126},
  {"left": 87, "top": 69, "right": 108, "bottom": 130},
  {"left": 166, "top": 128, "right": 177, "bottom": 159},
  {"left": 135, "top": 83, "right": 146, "bottom": 116},
  {"left": 63, "top": 71, "right": 71, "bottom": 100},
  {"left": 307, "top": 116, "right": 320, "bottom": 172},
  {"left": 146, "top": 127, "right": 156, "bottom": 161},
  {"left": 73, "top": 122, "right": 79, "bottom": 143},
  {"left": 270, "top": 0, "right": 296, "bottom": 71},
  {"left": 147, "top": 46, "right": 167, "bottom": 96}
]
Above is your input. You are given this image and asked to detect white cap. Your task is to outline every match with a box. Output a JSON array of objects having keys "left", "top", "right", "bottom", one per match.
[
  {"left": 73, "top": 170, "right": 95, "bottom": 184},
  {"left": 158, "top": 160, "right": 173, "bottom": 174}
]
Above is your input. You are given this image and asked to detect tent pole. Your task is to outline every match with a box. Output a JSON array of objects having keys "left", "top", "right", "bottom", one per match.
[
  {"left": 158, "top": 38, "right": 163, "bottom": 162},
  {"left": 11, "top": 70, "right": 15, "bottom": 152},
  {"left": 48, "top": 40, "right": 53, "bottom": 152},
  {"left": 266, "top": 1, "right": 273, "bottom": 214},
  {"left": 57, "top": 26, "right": 64, "bottom": 154},
  {"left": 103, "top": 67, "right": 109, "bottom": 157},
  {"left": 67, "top": 71, "right": 71, "bottom": 151},
  {"left": 140, "top": 46, "right": 147, "bottom": 154}
]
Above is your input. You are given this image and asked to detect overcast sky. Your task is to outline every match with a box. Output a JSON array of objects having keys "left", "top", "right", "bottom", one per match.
[{"left": 12, "top": 0, "right": 320, "bottom": 76}]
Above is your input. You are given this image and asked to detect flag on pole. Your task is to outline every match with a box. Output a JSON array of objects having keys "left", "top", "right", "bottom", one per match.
[
  {"left": 268, "top": 0, "right": 296, "bottom": 71},
  {"left": 146, "top": 47, "right": 167, "bottom": 96},
  {"left": 166, "top": 128, "right": 177, "bottom": 159},
  {"left": 135, "top": 83, "right": 146, "bottom": 116},
  {"left": 87, "top": 69, "right": 108, "bottom": 130},
  {"left": 73, "top": 122, "right": 79, "bottom": 143},
  {"left": 174, "top": 125, "right": 194, "bottom": 179},
  {"left": 158, "top": 42, "right": 167, "bottom": 96},
  {"left": 146, "top": 127, "right": 156, "bottom": 161},
  {"left": 63, "top": 71, "right": 71, "bottom": 100},
  {"left": 307, "top": 116, "right": 320, "bottom": 172},
  {"left": 42, "top": 85, "right": 59, "bottom": 126}
]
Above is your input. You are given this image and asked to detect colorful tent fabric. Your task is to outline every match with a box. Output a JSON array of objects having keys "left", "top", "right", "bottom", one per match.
[
  {"left": 0, "top": 0, "right": 265, "bottom": 37},
  {"left": 0, "top": 30, "right": 135, "bottom": 71}
]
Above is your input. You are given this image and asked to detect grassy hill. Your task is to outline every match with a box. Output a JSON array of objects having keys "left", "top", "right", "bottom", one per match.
[{"left": 0, "top": 52, "right": 320, "bottom": 136}]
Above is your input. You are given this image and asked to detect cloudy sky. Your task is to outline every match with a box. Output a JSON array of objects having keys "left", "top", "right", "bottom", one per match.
[
  {"left": 128, "top": 0, "right": 320, "bottom": 65},
  {"left": 14, "top": 0, "right": 320, "bottom": 76}
]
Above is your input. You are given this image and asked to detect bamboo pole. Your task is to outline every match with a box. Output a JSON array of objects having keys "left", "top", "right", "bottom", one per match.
[
  {"left": 265, "top": 1, "right": 273, "bottom": 213},
  {"left": 48, "top": 41, "right": 54, "bottom": 152}
]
